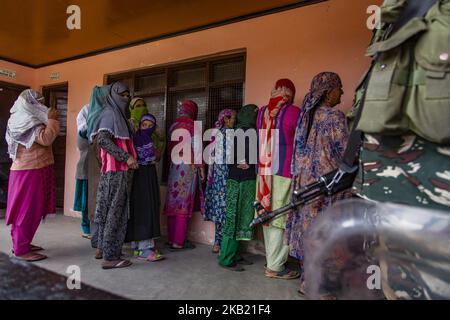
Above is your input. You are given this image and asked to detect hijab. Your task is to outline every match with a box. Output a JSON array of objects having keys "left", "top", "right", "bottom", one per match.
[
  {"left": 77, "top": 104, "right": 89, "bottom": 134},
  {"left": 236, "top": 104, "right": 258, "bottom": 129},
  {"left": 88, "top": 82, "right": 131, "bottom": 142},
  {"left": 129, "top": 97, "right": 148, "bottom": 125},
  {"left": 215, "top": 109, "right": 236, "bottom": 128},
  {"left": 133, "top": 113, "right": 157, "bottom": 165},
  {"left": 291, "top": 72, "right": 343, "bottom": 176},
  {"left": 5, "top": 89, "right": 49, "bottom": 160}
]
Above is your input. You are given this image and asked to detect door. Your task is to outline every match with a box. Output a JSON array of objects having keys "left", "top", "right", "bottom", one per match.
[
  {"left": 0, "top": 81, "right": 28, "bottom": 212},
  {"left": 43, "top": 83, "right": 68, "bottom": 209}
]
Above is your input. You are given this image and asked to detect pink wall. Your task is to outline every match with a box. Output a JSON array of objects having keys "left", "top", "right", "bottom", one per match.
[{"left": 1, "top": 0, "right": 380, "bottom": 246}]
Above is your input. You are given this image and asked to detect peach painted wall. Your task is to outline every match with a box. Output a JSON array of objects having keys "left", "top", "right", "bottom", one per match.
[
  {"left": 0, "top": 60, "right": 35, "bottom": 88},
  {"left": 2, "top": 0, "right": 381, "bottom": 246}
]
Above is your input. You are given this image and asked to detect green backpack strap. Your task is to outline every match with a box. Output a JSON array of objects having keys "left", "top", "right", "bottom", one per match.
[{"left": 367, "top": 18, "right": 428, "bottom": 56}]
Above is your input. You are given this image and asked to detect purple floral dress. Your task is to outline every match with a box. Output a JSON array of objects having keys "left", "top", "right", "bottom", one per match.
[{"left": 286, "top": 106, "right": 350, "bottom": 261}]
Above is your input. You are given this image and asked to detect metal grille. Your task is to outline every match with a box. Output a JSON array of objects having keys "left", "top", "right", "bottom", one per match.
[
  {"left": 106, "top": 53, "right": 246, "bottom": 182},
  {"left": 56, "top": 97, "right": 68, "bottom": 136}
]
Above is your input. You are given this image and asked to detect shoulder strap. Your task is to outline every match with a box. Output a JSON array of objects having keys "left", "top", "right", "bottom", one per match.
[
  {"left": 340, "top": 0, "right": 438, "bottom": 171},
  {"left": 390, "top": 0, "right": 438, "bottom": 34}
]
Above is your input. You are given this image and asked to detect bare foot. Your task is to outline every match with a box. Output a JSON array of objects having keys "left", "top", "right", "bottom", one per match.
[{"left": 95, "top": 249, "right": 103, "bottom": 259}]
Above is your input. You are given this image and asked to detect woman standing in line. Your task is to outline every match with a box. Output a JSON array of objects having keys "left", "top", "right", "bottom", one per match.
[
  {"left": 5, "top": 89, "right": 59, "bottom": 262},
  {"left": 204, "top": 109, "right": 236, "bottom": 253}
]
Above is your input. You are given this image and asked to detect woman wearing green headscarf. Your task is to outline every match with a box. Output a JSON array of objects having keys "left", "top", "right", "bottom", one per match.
[
  {"left": 129, "top": 98, "right": 166, "bottom": 161},
  {"left": 218, "top": 104, "right": 259, "bottom": 271}
]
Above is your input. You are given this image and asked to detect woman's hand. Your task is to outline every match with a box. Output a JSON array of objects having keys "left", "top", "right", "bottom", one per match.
[
  {"left": 237, "top": 161, "right": 250, "bottom": 170},
  {"left": 127, "top": 156, "right": 139, "bottom": 170},
  {"left": 48, "top": 107, "right": 59, "bottom": 120},
  {"left": 199, "top": 167, "right": 206, "bottom": 182}
]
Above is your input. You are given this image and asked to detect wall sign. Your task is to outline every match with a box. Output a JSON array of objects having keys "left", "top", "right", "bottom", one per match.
[
  {"left": 0, "top": 68, "right": 16, "bottom": 79},
  {"left": 50, "top": 72, "right": 60, "bottom": 80}
]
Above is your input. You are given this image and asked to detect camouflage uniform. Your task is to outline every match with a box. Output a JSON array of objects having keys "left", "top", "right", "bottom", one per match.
[{"left": 354, "top": 134, "right": 450, "bottom": 212}]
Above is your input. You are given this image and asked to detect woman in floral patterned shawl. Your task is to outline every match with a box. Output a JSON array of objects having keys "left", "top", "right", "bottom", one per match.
[{"left": 287, "top": 72, "right": 350, "bottom": 297}]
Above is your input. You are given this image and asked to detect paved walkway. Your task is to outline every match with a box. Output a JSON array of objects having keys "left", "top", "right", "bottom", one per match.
[{"left": 0, "top": 215, "right": 302, "bottom": 300}]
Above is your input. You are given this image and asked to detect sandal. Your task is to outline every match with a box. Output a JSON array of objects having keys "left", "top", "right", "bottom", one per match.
[
  {"left": 138, "top": 250, "right": 165, "bottom": 262},
  {"left": 15, "top": 252, "right": 47, "bottom": 262},
  {"left": 212, "top": 245, "right": 220, "bottom": 254},
  {"left": 81, "top": 234, "right": 92, "bottom": 240},
  {"left": 170, "top": 241, "right": 196, "bottom": 251},
  {"left": 220, "top": 262, "right": 245, "bottom": 272},
  {"left": 30, "top": 245, "right": 44, "bottom": 252},
  {"left": 265, "top": 268, "right": 300, "bottom": 280},
  {"left": 102, "top": 259, "right": 132, "bottom": 270}
]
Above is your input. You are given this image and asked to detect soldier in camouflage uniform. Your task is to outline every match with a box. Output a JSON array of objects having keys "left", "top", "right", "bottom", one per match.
[{"left": 348, "top": 0, "right": 450, "bottom": 300}]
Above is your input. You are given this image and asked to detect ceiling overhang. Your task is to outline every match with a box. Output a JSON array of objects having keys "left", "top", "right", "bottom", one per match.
[{"left": 0, "top": 0, "right": 324, "bottom": 68}]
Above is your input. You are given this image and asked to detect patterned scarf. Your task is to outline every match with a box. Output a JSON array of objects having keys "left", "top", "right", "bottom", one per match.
[
  {"left": 291, "top": 72, "right": 343, "bottom": 177},
  {"left": 257, "top": 79, "right": 296, "bottom": 211},
  {"left": 207, "top": 109, "right": 237, "bottom": 186},
  {"left": 133, "top": 114, "right": 157, "bottom": 165}
]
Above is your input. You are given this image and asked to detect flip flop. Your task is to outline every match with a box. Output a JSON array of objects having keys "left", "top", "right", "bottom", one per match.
[
  {"left": 169, "top": 242, "right": 196, "bottom": 251},
  {"left": 102, "top": 260, "right": 132, "bottom": 270},
  {"left": 138, "top": 251, "right": 165, "bottom": 262},
  {"left": 30, "top": 245, "right": 44, "bottom": 252},
  {"left": 265, "top": 268, "right": 300, "bottom": 280},
  {"left": 15, "top": 253, "right": 47, "bottom": 262}
]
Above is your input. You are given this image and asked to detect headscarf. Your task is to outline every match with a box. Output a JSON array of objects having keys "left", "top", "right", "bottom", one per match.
[
  {"left": 214, "top": 109, "right": 236, "bottom": 128},
  {"left": 291, "top": 72, "right": 343, "bottom": 176},
  {"left": 168, "top": 100, "right": 199, "bottom": 158},
  {"left": 178, "top": 100, "right": 198, "bottom": 120},
  {"left": 257, "top": 79, "right": 296, "bottom": 212},
  {"left": 129, "top": 97, "right": 148, "bottom": 125},
  {"left": 236, "top": 104, "right": 258, "bottom": 129},
  {"left": 87, "top": 85, "right": 110, "bottom": 143},
  {"left": 5, "top": 89, "right": 49, "bottom": 160},
  {"left": 133, "top": 113, "right": 157, "bottom": 165},
  {"left": 77, "top": 104, "right": 89, "bottom": 134},
  {"left": 207, "top": 109, "right": 236, "bottom": 186},
  {"left": 88, "top": 82, "right": 131, "bottom": 142}
]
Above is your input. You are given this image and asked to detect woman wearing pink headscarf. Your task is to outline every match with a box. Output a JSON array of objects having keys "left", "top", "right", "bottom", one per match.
[{"left": 163, "top": 100, "right": 205, "bottom": 250}]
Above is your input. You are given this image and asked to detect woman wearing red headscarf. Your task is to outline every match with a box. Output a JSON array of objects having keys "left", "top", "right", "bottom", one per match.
[
  {"left": 163, "top": 100, "right": 205, "bottom": 250},
  {"left": 256, "top": 79, "right": 301, "bottom": 279}
]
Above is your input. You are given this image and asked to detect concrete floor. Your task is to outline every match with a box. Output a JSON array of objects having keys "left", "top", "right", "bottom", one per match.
[{"left": 0, "top": 214, "right": 302, "bottom": 300}]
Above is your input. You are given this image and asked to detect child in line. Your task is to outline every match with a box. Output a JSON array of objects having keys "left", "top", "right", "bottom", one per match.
[{"left": 126, "top": 114, "right": 164, "bottom": 262}]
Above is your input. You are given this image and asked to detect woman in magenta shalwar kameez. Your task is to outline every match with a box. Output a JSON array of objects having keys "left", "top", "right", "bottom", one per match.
[
  {"left": 163, "top": 100, "right": 205, "bottom": 250},
  {"left": 5, "top": 89, "right": 59, "bottom": 262}
]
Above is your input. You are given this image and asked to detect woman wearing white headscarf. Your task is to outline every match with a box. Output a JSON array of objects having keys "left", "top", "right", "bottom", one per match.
[
  {"left": 5, "top": 89, "right": 59, "bottom": 262},
  {"left": 74, "top": 104, "right": 91, "bottom": 238}
]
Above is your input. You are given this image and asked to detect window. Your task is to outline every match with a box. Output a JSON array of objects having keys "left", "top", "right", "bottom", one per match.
[{"left": 106, "top": 52, "right": 246, "bottom": 182}]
